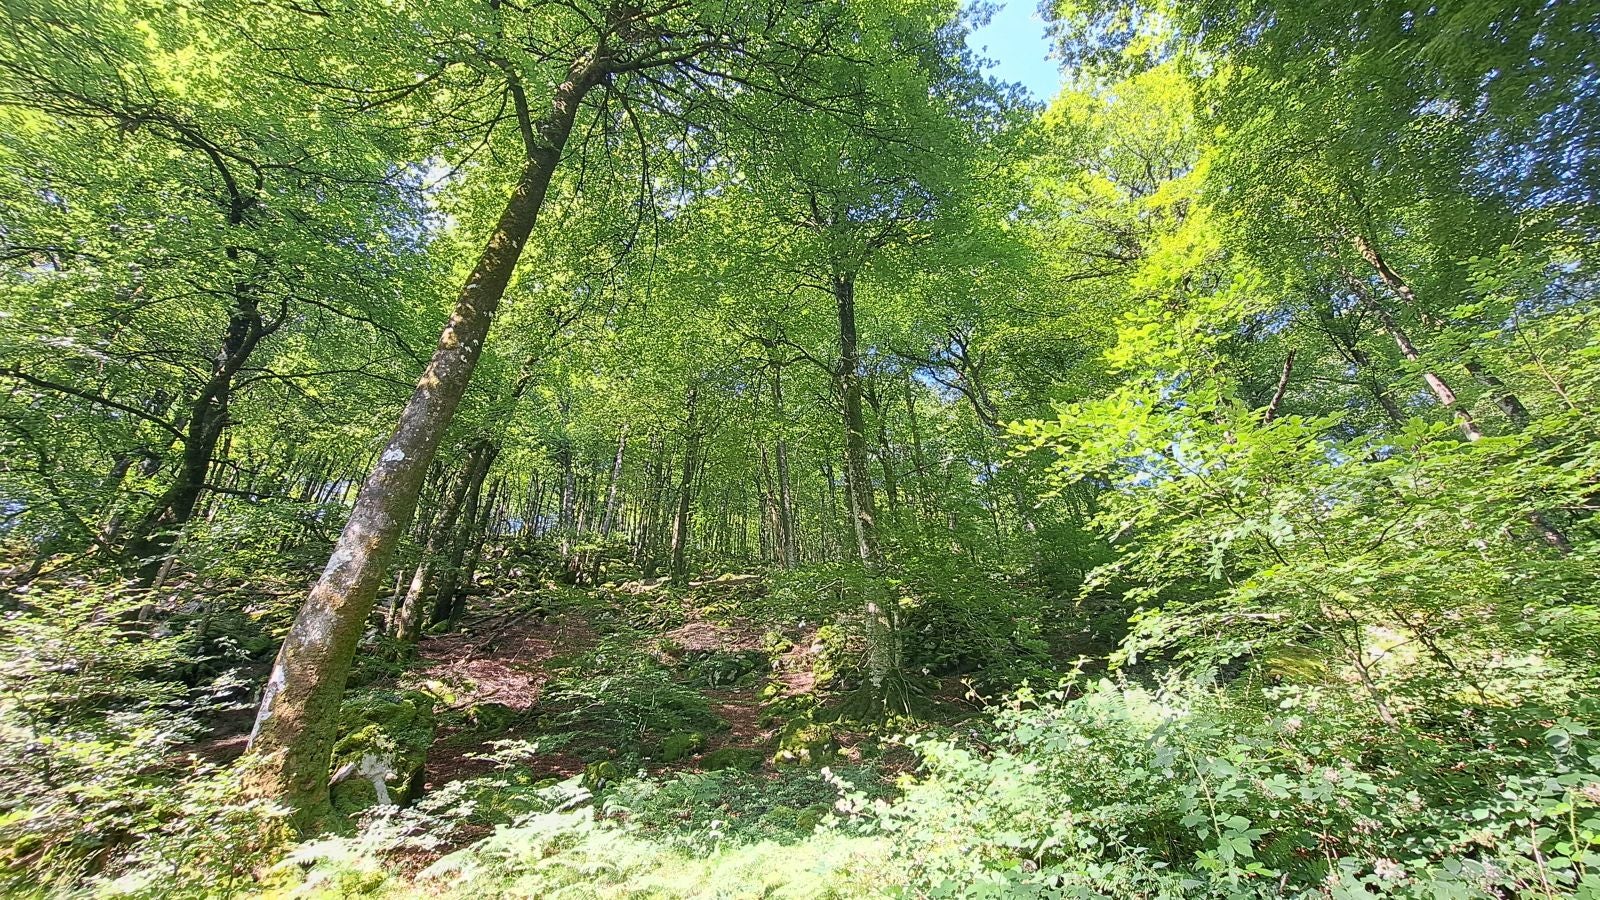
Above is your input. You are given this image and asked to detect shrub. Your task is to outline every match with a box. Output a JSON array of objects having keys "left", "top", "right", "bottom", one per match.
[
  {"left": 0, "top": 580, "right": 286, "bottom": 896},
  {"left": 874, "top": 677, "right": 1600, "bottom": 898}
]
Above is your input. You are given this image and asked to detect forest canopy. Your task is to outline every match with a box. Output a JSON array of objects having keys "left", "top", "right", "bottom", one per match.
[{"left": 0, "top": 0, "right": 1597, "bottom": 897}]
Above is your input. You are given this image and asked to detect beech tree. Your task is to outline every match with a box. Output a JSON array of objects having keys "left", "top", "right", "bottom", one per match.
[{"left": 241, "top": 0, "right": 856, "bottom": 827}]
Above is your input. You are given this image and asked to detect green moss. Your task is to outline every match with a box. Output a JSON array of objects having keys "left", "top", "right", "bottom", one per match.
[
  {"left": 464, "top": 701, "right": 521, "bottom": 733},
  {"left": 1264, "top": 646, "right": 1328, "bottom": 684},
  {"left": 328, "top": 689, "right": 436, "bottom": 820},
  {"left": 795, "top": 803, "right": 832, "bottom": 832},
  {"left": 774, "top": 716, "right": 837, "bottom": 767},
  {"left": 659, "top": 731, "right": 705, "bottom": 762},
  {"left": 699, "top": 747, "right": 764, "bottom": 772},
  {"left": 583, "top": 760, "right": 622, "bottom": 789}
]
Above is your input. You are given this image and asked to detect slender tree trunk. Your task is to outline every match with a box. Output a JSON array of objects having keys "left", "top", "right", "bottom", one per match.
[
  {"left": 244, "top": 58, "right": 602, "bottom": 830},
  {"left": 1351, "top": 276, "right": 1484, "bottom": 441},
  {"left": 865, "top": 376, "right": 901, "bottom": 518},
  {"left": 1351, "top": 345, "right": 1408, "bottom": 424},
  {"left": 1353, "top": 233, "right": 1536, "bottom": 431},
  {"left": 125, "top": 290, "right": 270, "bottom": 582},
  {"left": 386, "top": 469, "right": 443, "bottom": 634},
  {"left": 669, "top": 385, "right": 701, "bottom": 586},
  {"left": 450, "top": 480, "right": 500, "bottom": 625},
  {"left": 770, "top": 365, "right": 798, "bottom": 568},
  {"left": 1349, "top": 262, "right": 1573, "bottom": 551},
  {"left": 821, "top": 462, "right": 841, "bottom": 562},
  {"left": 431, "top": 443, "right": 497, "bottom": 627},
  {"left": 1261, "top": 350, "right": 1296, "bottom": 424},
  {"left": 833, "top": 273, "right": 898, "bottom": 689},
  {"left": 600, "top": 425, "right": 628, "bottom": 536}
]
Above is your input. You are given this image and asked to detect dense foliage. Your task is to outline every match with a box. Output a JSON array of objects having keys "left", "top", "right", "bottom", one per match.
[{"left": 1, "top": 0, "right": 1597, "bottom": 896}]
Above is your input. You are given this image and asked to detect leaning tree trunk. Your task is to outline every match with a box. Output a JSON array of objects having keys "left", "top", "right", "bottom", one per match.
[
  {"left": 244, "top": 58, "right": 602, "bottom": 831},
  {"left": 1352, "top": 233, "right": 1536, "bottom": 432},
  {"left": 1348, "top": 263, "right": 1572, "bottom": 552},
  {"left": 394, "top": 465, "right": 470, "bottom": 643},
  {"left": 1350, "top": 276, "right": 1484, "bottom": 442},
  {"left": 833, "top": 273, "right": 899, "bottom": 691}
]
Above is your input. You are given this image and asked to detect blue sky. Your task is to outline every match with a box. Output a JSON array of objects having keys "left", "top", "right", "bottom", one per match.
[{"left": 965, "top": 1, "right": 1062, "bottom": 101}]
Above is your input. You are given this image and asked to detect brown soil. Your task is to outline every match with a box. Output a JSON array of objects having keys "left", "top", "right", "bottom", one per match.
[{"left": 410, "top": 607, "right": 599, "bottom": 790}]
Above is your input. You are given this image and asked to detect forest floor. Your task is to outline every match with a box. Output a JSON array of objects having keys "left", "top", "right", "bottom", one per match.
[{"left": 384, "top": 571, "right": 929, "bottom": 827}]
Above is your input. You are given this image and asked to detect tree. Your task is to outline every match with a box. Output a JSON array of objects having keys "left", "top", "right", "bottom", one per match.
[{"left": 243, "top": 0, "right": 853, "bottom": 828}]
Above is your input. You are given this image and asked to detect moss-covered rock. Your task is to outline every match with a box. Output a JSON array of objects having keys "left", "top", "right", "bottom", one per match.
[
  {"left": 774, "top": 718, "right": 837, "bottom": 767},
  {"left": 795, "top": 802, "right": 832, "bottom": 831},
  {"left": 582, "top": 760, "right": 622, "bottom": 789},
  {"left": 699, "top": 747, "right": 764, "bottom": 772},
  {"left": 464, "top": 701, "right": 521, "bottom": 733},
  {"left": 328, "top": 689, "right": 436, "bottom": 819},
  {"left": 1264, "top": 645, "right": 1328, "bottom": 684},
  {"left": 659, "top": 731, "right": 705, "bottom": 762}
]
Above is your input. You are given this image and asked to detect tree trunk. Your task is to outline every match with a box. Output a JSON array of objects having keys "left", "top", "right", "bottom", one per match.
[
  {"left": 390, "top": 470, "right": 454, "bottom": 637},
  {"left": 865, "top": 376, "right": 901, "bottom": 518},
  {"left": 1463, "top": 358, "right": 1533, "bottom": 430},
  {"left": 1261, "top": 350, "right": 1296, "bottom": 424},
  {"left": 1352, "top": 278, "right": 1484, "bottom": 442},
  {"left": 1353, "top": 233, "right": 1535, "bottom": 432},
  {"left": 431, "top": 443, "right": 497, "bottom": 628},
  {"left": 599, "top": 425, "right": 628, "bottom": 536},
  {"left": 450, "top": 480, "right": 501, "bottom": 625},
  {"left": 244, "top": 57, "right": 602, "bottom": 830},
  {"left": 833, "top": 273, "right": 898, "bottom": 689},
  {"left": 669, "top": 385, "right": 701, "bottom": 586},
  {"left": 124, "top": 288, "right": 270, "bottom": 582},
  {"left": 770, "top": 365, "right": 798, "bottom": 568}
]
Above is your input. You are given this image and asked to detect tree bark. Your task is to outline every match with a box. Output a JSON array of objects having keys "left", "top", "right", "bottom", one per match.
[
  {"left": 388, "top": 469, "right": 452, "bottom": 639},
  {"left": 599, "top": 425, "right": 628, "bottom": 537},
  {"left": 430, "top": 443, "right": 497, "bottom": 628},
  {"left": 1353, "top": 233, "right": 1535, "bottom": 431},
  {"left": 769, "top": 363, "right": 798, "bottom": 567},
  {"left": 124, "top": 286, "right": 272, "bottom": 582},
  {"left": 669, "top": 385, "right": 701, "bottom": 586},
  {"left": 833, "top": 273, "right": 899, "bottom": 689},
  {"left": 244, "top": 57, "right": 602, "bottom": 830},
  {"left": 1352, "top": 278, "right": 1484, "bottom": 442},
  {"left": 450, "top": 479, "right": 500, "bottom": 624},
  {"left": 1261, "top": 350, "right": 1296, "bottom": 424}
]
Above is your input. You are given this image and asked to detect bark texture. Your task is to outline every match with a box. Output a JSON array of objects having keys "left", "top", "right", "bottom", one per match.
[
  {"left": 833, "top": 273, "right": 899, "bottom": 688},
  {"left": 245, "top": 59, "right": 601, "bottom": 830}
]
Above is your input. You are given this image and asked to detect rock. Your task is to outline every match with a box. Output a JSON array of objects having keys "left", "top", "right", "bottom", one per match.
[
  {"left": 796, "top": 802, "right": 832, "bottom": 831},
  {"left": 328, "top": 690, "right": 436, "bottom": 819},
  {"left": 464, "top": 701, "right": 521, "bottom": 732},
  {"left": 699, "top": 747, "right": 764, "bottom": 772},
  {"left": 659, "top": 731, "right": 705, "bottom": 762},
  {"left": 774, "top": 718, "right": 837, "bottom": 767},
  {"left": 582, "top": 760, "right": 622, "bottom": 789}
]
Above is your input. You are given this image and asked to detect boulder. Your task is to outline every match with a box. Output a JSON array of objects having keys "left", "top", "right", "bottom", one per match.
[
  {"left": 328, "top": 690, "right": 436, "bottom": 819},
  {"left": 774, "top": 717, "right": 837, "bottom": 767},
  {"left": 659, "top": 731, "right": 705, "bottom": 763},
  {"left": 699, "top": 747, "right": 764, "bottom": 772}
]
